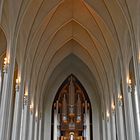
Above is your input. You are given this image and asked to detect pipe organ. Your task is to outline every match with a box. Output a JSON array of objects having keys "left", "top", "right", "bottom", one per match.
[{"left": 52, "top": 75, "right": 91, "bottom": 140}]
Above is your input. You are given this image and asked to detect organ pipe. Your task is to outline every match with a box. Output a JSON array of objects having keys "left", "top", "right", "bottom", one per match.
[
  {"left": 62, "top": 94, "right": 67, "bottom": 122},
  {"left": 69, "top": 76, "right": 75, "bottom": 106},
  {"left": 77, "top": 94, "right": 81, "bottom": 122},
  {"left": 69, "top": 76, "right": 75, "bottom": 116}
]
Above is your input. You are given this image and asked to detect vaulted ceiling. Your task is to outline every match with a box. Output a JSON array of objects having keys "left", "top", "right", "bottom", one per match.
[{"left": 0, "top": 0, "right": 139, "bottom": 110}]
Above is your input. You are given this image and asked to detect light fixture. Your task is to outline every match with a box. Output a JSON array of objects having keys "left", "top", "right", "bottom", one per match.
[
  {"left": 111, "top": 102, "right": 115, "bottom": 114},
  {"left": 35, "top": 111, "right": 38, "bottom": 121},
  {"left": 127, "top": 77, "right": 132, "bottom": 93},
  {"left": 128, "top": 79, "right": 132, "bottom": 85},
  {"left": 15, "top": 76, "right": 21, "bottom": 91},
  {"left": 3, "top": 57, "right": 10, "bottom": 73},
  {"left": 24, "top": 90, "right": 28, "bottom": 97},
  {"left": 106, "top": 111, "right": 110, "bottom": 122},
  {"left": 30, "top": 102, "right": 33, "bottom": 113},
  {"left": 118, "top": 94, "right": 123, "bottom": 106},
  {"left": 24, "top": 88, "right": 28, "bottom": 106}
]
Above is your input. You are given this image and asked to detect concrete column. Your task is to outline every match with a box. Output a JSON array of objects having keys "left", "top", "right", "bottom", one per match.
[
  {"left": 20, "top": 95, "right": 28, "bottom": 140},
  {"left": 11, "top": 82, "right": 24, "bottom": 140},
  {"left": 28, "top": 113, "right": 34, "bottom": 140},
  {"left": 106, "top": 118, "right": 111, "bottom": 140},
  {"left": 126, "top": 86, "right": 136, "bottom": 140},
  {"left": 131, "top": 86, "right": 140, "bottom": 140},
  {"left": 38, "top": 118, "right": 42, "bottom": 140},
  {"left": 0, "top": 42, "right": 17, "bottom": 140},
  {"left": 53, "top": 109, "right": 58, "bottom": 140},
  {"left": 0, "top": 66, "right": 10, "bottom": 140},
  {"left": 0, "top": 69, "right": 2, "bottom": 106},
  {"left": 102, "top": 119, "right": 106, "bottom": 140},
  {"left": 117, "top": 99, "right": 125, "bottom": 140},
  {"left": 111, "top": 113, "right": 117, "bottom": 140},
  {"left": 34, "top": 119, "right": 39, "bottom": 140}
]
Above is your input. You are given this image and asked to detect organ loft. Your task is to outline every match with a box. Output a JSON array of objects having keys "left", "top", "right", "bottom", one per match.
[{"left": 52, "top": 75, "right": 92, "bottom": 140}]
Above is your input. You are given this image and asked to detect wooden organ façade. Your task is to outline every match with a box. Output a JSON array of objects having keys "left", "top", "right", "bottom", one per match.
[{"left": 52, "top": 75, "right": 91, "bottom": 140}]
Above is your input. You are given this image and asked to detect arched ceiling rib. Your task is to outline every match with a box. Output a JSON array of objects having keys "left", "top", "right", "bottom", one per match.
[
  {"left": 39, "top": 47, "right": 103, "bottom": 111},
  {"left": 0, "top": 27, "right": 7, "bottom": 56},
  {"left": 28, "top": 20, "right": 113, "bottom": 103},
  {"left": 19, "top": 0, "right": 119, "bottom": 107}
]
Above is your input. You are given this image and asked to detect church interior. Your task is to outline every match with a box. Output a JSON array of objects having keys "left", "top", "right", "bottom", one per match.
[{"left": 0, "top": 0, "right": 140, "bottom": 140}]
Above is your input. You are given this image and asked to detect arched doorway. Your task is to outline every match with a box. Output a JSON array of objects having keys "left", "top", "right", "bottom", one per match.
[{"left": 51, "top": 74, "right": 92, "bottom": 140}]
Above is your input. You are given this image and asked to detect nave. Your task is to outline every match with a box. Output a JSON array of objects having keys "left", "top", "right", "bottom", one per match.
[{"left": 0, "top": 0, "right": 140, "bottom": 140}]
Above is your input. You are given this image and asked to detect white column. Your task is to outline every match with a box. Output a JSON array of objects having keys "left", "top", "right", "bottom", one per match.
[
  {"left": 38, "top": 118, "right": 42, "bottom": 140},
  {"left": 126, "top": 86, "right": 136, "bottom": 140},
  {"left": 111, "top": 114, "right": 116, "bottom": 140},
  {"left": 132, "top": 86, "right": 140, "bottom": 140},
  {"left": 53, "top": 109, "right": 58, "bottom": 140},
  {"left": 11, "top": 82, "right": 23, "bottom": 140},
  {"left": 0, "top": 69, "right": 2, "bottom": 106},
  {"left": 102, "top": 119, "right": 106, "bottom": 140},
  {"left": 0, "top": 48, "right": 17, "bottom": 140},
  {"left": 34, "top": 119, "right": 39, "bottom": 140},
  {"left": 106, "top": 117, "right": 111, "bottom": 140},
  {"left": 20, "top": 96, "right": 28, "bottom": 140},
  {"left": 28, "top": 113, "right": 34, "bottom": 140},
  {"left": 0, "top": 68, "right": 10, "bottom": 140},
  {"left": 117, "top": 99, "right": 125, "bottom": 140}
]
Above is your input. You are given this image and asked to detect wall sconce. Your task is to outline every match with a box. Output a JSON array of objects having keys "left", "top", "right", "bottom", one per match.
[
  {"left": 3, "top": 57, "right": 10, "bottom": 73},
  {"left": 111, "top": 102, "right": 115, "bottom": 114},
  {"left": 24, "top": 90, "right": 28, "bottom": 106},
  {"left": 15, "top": 77, "right": 21, "bottom": 92},
  {"left": 118, "top": 94, "right": 123, "bottom": 106},
  {"left": 106, "top": 111, "right": 110, "bottom": 122},
  {"left": 35, "top": 111, "right": 38, "bottom": 121},
  {"left": 30, "top": 103, "right": 34, "bottom": 114},
  {"left": 127, "top": 77, "right": 132, "bottom": 93}
]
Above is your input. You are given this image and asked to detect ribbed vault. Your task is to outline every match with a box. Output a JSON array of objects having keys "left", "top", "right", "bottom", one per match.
[
  {"left": 0, "top": 0, "right": 140, "bottom": 140},
  {"left": 18, "top": 0, "right": 119, "bottom": 109},
  {"left": 0, "top": 0, "right": 139, "bottom": 124}
]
